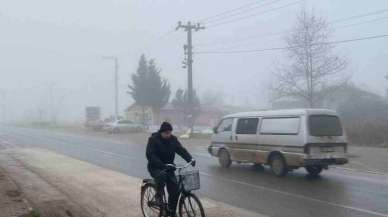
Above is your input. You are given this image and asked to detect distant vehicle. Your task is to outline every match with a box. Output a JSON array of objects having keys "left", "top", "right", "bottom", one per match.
[
  {"left": 193, "top": 126, "right": 213, "bottom": 135},
  {"left": 88, "top": 120, "right": 105, "bottom": 131},
  {"left": 84, "top": 106, "right": 101, "bottom": 129},
  {"left": 105, "top": 120, "right": 144, "bottom": 133},
  {"left": 208, "top": 109, "right": 348, "bottom": 177}
]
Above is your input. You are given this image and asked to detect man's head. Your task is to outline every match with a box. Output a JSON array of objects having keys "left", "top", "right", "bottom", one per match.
[{"left": 159, "top": 122, "right": 173, "bottom": 139}]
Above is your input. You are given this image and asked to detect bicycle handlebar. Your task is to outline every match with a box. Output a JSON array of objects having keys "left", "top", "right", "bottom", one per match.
[{"left": 165, "top": 160, "right": 194, "bottom": 170}]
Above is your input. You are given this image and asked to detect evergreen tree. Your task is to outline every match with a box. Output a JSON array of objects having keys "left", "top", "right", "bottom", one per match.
[{"left": 128, "top": 55, "right": 171, "bottom": 125}]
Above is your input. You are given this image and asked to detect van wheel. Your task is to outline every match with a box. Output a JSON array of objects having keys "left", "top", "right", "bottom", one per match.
[
  {"left": 218, "top": 149, "right": 231, "bottom": 168},
  {"left": 270, "top": 154, "right": 288, "bottom": 177},
  {"left": 305, "top": 166, "right": 323, "bottom": 176}
]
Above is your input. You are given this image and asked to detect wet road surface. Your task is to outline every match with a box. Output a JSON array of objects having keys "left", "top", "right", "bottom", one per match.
[{"left": 1, "top": 126, "right": 388, "bottom": 217}]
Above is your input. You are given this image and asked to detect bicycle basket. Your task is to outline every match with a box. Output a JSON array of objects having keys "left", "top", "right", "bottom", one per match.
[{"left": 178, "top": 170, "right": 200, "bottom": 191}]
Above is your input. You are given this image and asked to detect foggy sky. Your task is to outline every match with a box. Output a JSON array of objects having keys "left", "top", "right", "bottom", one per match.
[{"left": 1, "top": 0, "right": 388, "bottom": 122}]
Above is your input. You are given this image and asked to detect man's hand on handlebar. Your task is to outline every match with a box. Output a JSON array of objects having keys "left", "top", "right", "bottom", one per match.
[
  {"left": 164, "top": 160, "right": 195, "bottom": 172},
  {"left": 165, "top": 164, "right": 176, "bottom": 172},
  {"left": 190, "top": 159, "right": 196, "bottom": 167}
]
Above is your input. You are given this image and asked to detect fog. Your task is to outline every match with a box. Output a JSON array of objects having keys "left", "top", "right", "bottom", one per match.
[{"left": 1, "top": 0, "right": 388, "bottom": 122}]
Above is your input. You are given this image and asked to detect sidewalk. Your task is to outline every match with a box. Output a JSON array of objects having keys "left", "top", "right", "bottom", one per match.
[
  {"left": 0, "top": 167, "right": 32, "bottom": 217},
  {"left": 0, "top": 147, "right": 267, "bottom": 217}
]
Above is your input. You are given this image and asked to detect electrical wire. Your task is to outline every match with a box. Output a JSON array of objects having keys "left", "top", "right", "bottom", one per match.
[
  {"left": 195, "top": 34, "right": 388, "bottom": 54},
  {"left": 335, "top": 15, "right": 388, "bottom": 29},
  {"left": 197, "top": 8, "right": 388, "bottom": 49},
  {"left": 199, "top": 0, "right": 269, "bottom": 23},
  {"left": 203, "top": 0, "right": 286, "bottom": 24},
  {"left": 328, "top": 9, "right": 388, "bottom": 24},
  {"left": 206, "top": 0, "right": 302, "bottom": 28}
]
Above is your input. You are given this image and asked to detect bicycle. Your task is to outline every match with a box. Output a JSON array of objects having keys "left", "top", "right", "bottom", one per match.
[{"left": 141, "top": 162, "right": 206, "bottom": 217}]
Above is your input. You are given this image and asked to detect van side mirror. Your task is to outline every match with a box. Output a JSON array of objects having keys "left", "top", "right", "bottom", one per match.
[{"left": 213, "top": 127, "right": 218, "bottom": 134}]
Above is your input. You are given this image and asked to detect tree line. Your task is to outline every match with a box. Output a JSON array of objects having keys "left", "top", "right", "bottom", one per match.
[{"left": 128, "top": 55, "right": 200, "bottom": 127}]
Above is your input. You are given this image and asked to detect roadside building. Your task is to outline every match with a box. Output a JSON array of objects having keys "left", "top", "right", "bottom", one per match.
[{"left": 125, "top": 103, "right": 224, "bottom": 128}]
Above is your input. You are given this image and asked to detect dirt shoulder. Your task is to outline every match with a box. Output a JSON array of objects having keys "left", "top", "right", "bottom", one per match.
[
  {"left": 0, "top": 167, "right": 32, "bottom": 217},
  {"left": 0, "top": 147, "right": 267, "bottom": 217}
]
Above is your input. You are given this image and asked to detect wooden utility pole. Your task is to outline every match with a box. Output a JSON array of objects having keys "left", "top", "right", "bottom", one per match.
[
  {"left": 0, "top": 89, "right": 6, "bottom": 123},
  {"left": 176, "top": 21, "right": 204, "bottom": 132}
]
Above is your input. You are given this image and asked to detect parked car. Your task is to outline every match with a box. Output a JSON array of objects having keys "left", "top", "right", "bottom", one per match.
[
  {"left": 208, "top": 109, "right": 348, "bottom": 177},
  {"left": 105, "top": 120, "right": 144, "bottom": 133},
  {"left": 85, "top": 120, "right": 105, "bottom": 131}
]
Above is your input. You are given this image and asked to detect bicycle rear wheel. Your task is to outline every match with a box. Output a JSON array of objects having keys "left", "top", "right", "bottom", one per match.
[
  {"left": 141, "top": 183, "right": 163, "bottom": 217},
  {"left": 178, "top": 192, "right": 205, "bottom": 217}
]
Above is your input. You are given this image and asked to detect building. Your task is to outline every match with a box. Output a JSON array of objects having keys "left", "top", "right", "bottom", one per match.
[{"left": 125, "top": 103, "right": 224, "bottom": 127}]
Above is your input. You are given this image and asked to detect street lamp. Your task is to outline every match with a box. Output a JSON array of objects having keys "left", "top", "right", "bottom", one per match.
[
  {"left": 385, "top": 75, "right": 388, "bottom": 99},
  {"left": 0, "top": 89, "right": 6, "bottom": 123},
  {"left": 102, "top": 56, "right": 119, "bottom": 120}
]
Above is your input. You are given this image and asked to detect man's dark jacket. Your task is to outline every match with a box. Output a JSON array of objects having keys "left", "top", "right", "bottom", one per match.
[{"left": 146, "top": 132, "right": 192, "bottom": 172}]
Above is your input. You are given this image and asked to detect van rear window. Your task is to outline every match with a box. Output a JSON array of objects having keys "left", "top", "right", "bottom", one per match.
[{"left": 309, "top": 115, "right": 343, "bottom": 136}]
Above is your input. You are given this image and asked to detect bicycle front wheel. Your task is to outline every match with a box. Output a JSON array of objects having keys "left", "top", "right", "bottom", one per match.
[{"left": 178, "top": 192, "right": 205, "bottom": 217}]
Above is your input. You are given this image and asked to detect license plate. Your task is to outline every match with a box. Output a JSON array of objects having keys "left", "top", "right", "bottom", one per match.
[{"left": 321, "top": 147, "right": 335, "bottom": 153}]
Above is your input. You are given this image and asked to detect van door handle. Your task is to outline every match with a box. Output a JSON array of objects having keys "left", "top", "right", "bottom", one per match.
[
  {"left": 229, "top": 135, "right": 233, "bottom": 141},
  {"left": 235, "top": 135, "right": 238, "bottom": 141}
]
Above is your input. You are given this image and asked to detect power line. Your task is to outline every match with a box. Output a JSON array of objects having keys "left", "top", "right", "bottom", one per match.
[
  {"left": 197, "top": 8, "right": 388, "bottom": 49},
  {"left": 157, "top": 27, "right": 177, "bottom": 39},
  {"left": 196, "top": 30, "right": 284, "bottom": 48},
  {"left": 329, "top": 9, "right": 388, "bottom": 24},
  {"left": 206, "top": 0, "right": 301, "bottom": 28},
  {"left": 335, "top": 15, "right": 388, "bottom": 29},
  {"left": 203, "top": 0, "right": 286, "bottom": 24},
  {"left": 195, "top": 34, "right": 388, "bottom": 54},
  {"left": 199, "top": 0, "right": 267, "bottom": 23}
]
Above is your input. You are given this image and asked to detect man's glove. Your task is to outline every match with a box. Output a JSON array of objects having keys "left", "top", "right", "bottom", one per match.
[
  {"left": 165, "top": 164, "right": 176, "bottom": 172},
  {"left": 190, "top": 159, "right": 196, "bottom": 167}
]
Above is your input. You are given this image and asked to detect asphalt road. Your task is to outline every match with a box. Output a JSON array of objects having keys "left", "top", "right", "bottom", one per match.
[{"left": 1, "top": 126, "right": 388, "bottom": 217}]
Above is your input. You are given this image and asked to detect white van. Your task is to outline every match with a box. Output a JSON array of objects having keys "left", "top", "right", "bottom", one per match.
[{"left": 208, "top": 109, "right": 348, "bottom": 177}]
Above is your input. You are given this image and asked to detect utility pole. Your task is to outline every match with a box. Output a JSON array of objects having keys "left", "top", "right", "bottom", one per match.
[
  {"left": 176, "top": 21, "right": 205, "bottom": 133},
  {"left": 0, "top": 89, "right": 6, "bottom": 123},
  {"left": 102, "top": 56, "right": 119, "bottom": 120},
  {"left": 385, "top": 74, "right": 388, "bottom": 99},
  {"left": 48, "top": 84, "right": 55, "bottom": 124}
]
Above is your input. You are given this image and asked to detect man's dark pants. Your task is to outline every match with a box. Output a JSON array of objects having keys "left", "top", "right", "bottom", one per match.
[{"left": 150, "top": 169, "right": 179, "bottom": 215}]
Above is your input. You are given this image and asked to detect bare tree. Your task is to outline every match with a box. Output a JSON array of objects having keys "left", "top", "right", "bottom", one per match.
[{"left": 271, "top": 9, "right": 348, "bottom": 108}]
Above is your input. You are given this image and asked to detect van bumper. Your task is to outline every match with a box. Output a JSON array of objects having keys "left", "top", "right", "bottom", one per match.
[
  {"left": 304, "top": 158, "right": 348, "bottom": 166},
  {"left": 208, "top": 145, "right": 220, "bottom": 157}
]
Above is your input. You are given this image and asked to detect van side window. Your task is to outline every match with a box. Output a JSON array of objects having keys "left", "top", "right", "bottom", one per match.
[
  {"left": 236, "top": 118, "right": 259, "bottom": 134},
  {"left": 217, "top": 118, "right": 233, "bottom": 132},
  {"left": 260, "top": 117, "right": 300, "bottom": 135}
]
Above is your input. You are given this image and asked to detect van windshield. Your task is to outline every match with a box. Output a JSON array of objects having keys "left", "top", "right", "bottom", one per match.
[{"left": 309, "top": 115, "right": 343, "bottom": 136}]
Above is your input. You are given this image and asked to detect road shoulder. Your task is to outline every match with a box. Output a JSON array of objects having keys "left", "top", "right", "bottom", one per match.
[{"left": 0, "top": 147, "right": 267, "bottom": 217}]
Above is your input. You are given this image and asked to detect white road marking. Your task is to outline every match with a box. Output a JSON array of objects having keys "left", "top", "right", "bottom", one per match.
[
  {"left": 200, "top": 171, "right": 388, "bottom": 217},
  {"left": 332, "top": 166, "right": 388, "bottom": 176},
  {"left": 193, "top": 153, "right": 212, "bottom": 158}
]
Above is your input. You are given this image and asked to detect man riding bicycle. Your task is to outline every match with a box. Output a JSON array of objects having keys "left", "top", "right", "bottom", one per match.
[{"left": 146, "top": 122, "right": 196, "bottom": 217}]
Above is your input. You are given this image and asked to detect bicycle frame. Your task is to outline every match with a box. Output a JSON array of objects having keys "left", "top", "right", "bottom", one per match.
[{"left": 156, "top": 163, "right": 193, "bottom": 215}]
